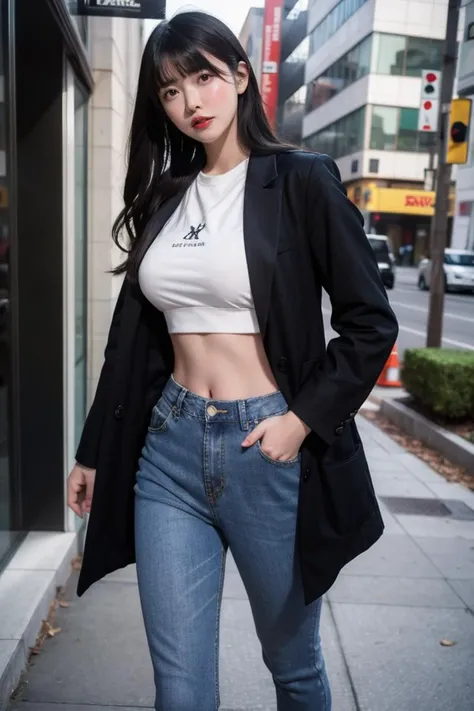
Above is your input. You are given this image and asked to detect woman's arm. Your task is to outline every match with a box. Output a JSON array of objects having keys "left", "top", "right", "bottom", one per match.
[
  {"left": 289, "top": 154, "right": 399, "bottom": 448},
  {"left": 75, "top": 276, "right": 129, "bottom": 468}
]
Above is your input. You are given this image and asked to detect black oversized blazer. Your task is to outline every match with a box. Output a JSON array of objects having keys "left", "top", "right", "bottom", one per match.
[{"left": 75, "top": 150, "right": 399, "bottom": 605}]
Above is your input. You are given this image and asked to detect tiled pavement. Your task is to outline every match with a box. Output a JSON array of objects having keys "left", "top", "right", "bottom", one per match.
[{"left": 8, "top": 416, "right": 474, "bottom": 711}]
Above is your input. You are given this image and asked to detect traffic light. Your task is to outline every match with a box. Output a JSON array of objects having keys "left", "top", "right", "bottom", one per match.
[
  {"left": 418, "top": 70, "right": 441, "bottom": 132},
  {"left": 421, "top": 71, "right": 440, "bottom": 99},
  {"left": 446, "top": 98, "right": 472, "bottom": 164}
]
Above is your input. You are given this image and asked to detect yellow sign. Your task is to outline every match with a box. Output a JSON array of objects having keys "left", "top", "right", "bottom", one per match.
[
  {"left": 359, "top": 187, "right": 454, "bottom": 217},
  {"left": 446, "top": 98, "right": 472, "bottom": 165}
]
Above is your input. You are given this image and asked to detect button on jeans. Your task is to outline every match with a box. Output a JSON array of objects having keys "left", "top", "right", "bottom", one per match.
[{"left": 134, "top": 375, "right": 331, "bottom": 711}]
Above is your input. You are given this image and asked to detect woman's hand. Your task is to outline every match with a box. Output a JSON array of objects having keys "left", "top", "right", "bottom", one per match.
[
  {"left": 242, "top": 411, "right": 311, "bottom": 462},
  {"left": 67, "top": 463, "right": 96, "bottom": 518}
]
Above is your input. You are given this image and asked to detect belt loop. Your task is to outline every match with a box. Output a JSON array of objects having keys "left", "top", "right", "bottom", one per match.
[
  {"left": 238, "top": 400, "right": 249, "bottom": 431},
  {"left": 173, "top": 383, "right": 187, "bottom": 418}
]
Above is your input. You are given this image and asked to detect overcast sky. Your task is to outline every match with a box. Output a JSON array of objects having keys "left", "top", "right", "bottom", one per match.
[{"left": 144, "top": 0, "right": 265, "bottom": 42}]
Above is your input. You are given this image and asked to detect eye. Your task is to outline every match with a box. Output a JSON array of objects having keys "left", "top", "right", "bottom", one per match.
[
  {"left": 163, "top": 88, "right": 178, "bottom": 100},
  {"left": 199, "top": 72, "right": 213, "bottom": 83}
]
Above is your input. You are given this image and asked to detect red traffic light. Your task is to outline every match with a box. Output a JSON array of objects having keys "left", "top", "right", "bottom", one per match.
[
  {"left": 422, "top": 70, "right": 440, "bottom": 98},
  {"left": 451, "top": 121, "right": 467, "bottom": 143},
  {"left": 423, "top": 100, "right": 432, "bottom": 110}
]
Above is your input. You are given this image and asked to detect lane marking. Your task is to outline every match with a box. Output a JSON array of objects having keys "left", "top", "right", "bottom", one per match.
[
  {"left": 398, "top": 325, "right": 474, "bottom": 351},
  {"left": 395, "top": 285, "right": 474, "bottom": 306},
  {"left": 322, "top": 307, "right": 474, "bottom": 350},
  {"left": 389, "top": 300, "right": 474, "bottom": 324}
]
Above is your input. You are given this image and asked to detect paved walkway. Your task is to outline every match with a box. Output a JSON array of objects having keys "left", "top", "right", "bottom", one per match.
[{"left": 8, "top": 416, "right": 474, "bottom": 711}]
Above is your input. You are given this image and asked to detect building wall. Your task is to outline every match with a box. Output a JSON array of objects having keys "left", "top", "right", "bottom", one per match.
[
  {"left": 87, "top": 17, "right": 143, "bottom": 401},
  {"left": 451, "top": 0, "right": 474, "bottom": 249},
  {"left": 238, "top": 8, "right": 264, "bottom": 86}
]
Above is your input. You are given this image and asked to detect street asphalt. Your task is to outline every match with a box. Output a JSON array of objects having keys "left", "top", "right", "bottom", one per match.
[{"left": 323, "top": 266, "right": 474, "bottom": 361}]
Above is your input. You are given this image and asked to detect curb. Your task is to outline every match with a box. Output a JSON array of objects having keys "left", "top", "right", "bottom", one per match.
[
  {"left": 0, "top": 532, "right": 80, "bottom": 710},
  {"left": 380, "top": 397, "right": 474, "bottom": 477}
]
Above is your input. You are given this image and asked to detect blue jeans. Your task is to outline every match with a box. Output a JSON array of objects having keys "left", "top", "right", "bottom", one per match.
[{"left": 134, "top": 375, "right": 331, "bottom": 711}]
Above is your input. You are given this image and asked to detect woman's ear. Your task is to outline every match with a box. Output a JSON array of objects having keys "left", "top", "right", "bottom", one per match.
[{"left": 236, "top": 61, "right": 250, "bottom": 94}]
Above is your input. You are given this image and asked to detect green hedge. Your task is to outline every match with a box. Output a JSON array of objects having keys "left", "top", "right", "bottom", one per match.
[{"left": 402, "top": 348, "right": 474, "bottom": 420}]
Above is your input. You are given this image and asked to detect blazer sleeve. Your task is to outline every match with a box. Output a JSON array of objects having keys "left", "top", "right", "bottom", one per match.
[
  {"left": 289, "top": 154, "right": 399, "bottom": 448},
  {"left": 75, "top": 276, "right": 128, "bottom": 468}
]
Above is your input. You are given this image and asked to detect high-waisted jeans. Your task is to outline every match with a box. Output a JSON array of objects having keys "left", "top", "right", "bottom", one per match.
[{"left": 134, "top": 375, "right": 331, "bottom": 711}]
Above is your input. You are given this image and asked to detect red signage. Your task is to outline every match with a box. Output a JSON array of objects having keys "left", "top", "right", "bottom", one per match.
[
  {"left": 260, "top": 0, "right": 283, "bottom": 129},
  {"left": 405, "top": 195, "right": 433, "bottom": 208}
]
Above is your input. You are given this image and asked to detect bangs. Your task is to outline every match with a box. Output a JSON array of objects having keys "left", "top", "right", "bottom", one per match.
[{"left": 154, "top": 44, "right": 225, "bottom": 90}]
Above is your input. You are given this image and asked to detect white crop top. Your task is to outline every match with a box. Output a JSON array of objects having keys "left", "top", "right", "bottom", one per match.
[{"left": 138, "top": 158, "right": 260, "bottom": 334}]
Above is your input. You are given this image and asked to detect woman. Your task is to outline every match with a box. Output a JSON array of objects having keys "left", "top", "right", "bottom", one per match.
[{"left": 67, "top": 11, "right": 398, "bottom": 711}]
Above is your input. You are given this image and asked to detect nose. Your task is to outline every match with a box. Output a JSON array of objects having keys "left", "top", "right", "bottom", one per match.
[{"left": 183, "top": 86, "right": 202, "bottom": 114}]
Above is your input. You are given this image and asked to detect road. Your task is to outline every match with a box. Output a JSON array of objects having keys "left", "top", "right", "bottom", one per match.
[{"left": 322, "top": 267, "right": 474, "bottom": 361}]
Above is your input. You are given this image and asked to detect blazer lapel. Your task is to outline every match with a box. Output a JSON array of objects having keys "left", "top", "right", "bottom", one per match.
[
  {"left": 136, "top": 188, "right": 186, "bottom": 271},
  {"left": 244, "top": 153, "right": 282, "bottom": 337}
]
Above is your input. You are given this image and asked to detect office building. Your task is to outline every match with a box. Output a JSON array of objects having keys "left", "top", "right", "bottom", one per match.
[{"left": 303, "top": 0, "right": 455, "bottom": 263}]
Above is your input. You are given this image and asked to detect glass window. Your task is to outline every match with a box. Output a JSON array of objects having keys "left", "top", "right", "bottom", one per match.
[
  {"left": 370, "top": 106, "right": 397, "bottom": 150},
  {"left": 306, "top": 35, "right": 372, "bottom": 113},
  {"left": 405, "top": 37, "right": 442, "bottom": 77},
  {"left": 309, "top": 0, "right": 369, "bottom": 57},
  {"left": 444, "top": 252, "right": 474, "bottom": 266},
  {"left": 74, "top": 83, "right": 88, "bottom": 452},
  {"left": 305, "top": 107, "right": 366, "bottom": 159},
  {"left": 397, "top": 108, "right": 418, "bottom": 151},
  {"left": 0, "top": 0, "right": 23, "bottom": 568},
  {"left": 357, "top": 35, "right": 372, "bottom": 78},
  {"left": 373, "top": 34, "right": 406, "bottom": 75}
]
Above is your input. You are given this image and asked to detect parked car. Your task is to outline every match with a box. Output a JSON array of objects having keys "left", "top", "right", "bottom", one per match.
[
  {"left": 418, "top": 248, "right": 474, "bottom": 293},
  {"left": 367, "top": 234, "right": 396, "bottom": 289}
]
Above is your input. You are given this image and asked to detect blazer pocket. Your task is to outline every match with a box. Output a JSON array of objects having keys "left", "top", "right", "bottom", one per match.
[
  {"left": 320, "top": 443, "right": 375, "bottom": 535},
  {"left": 299, "top": 356, "right": 324, "bottom": 385}
]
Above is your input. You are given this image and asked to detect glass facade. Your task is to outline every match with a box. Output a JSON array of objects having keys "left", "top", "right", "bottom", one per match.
[
  {"left": 309, "top": 0, "right": 370, "bottom": 55},
  {"left": 306, "top": 35, "right": 372, "bottom": 113},
  {"left": 287, "top": 36, "right": 310, "bottom": 64},
  {"left": 305, "top": 107, "right": 366, "bottom": 159},
  {"left": 0, "top": 0, "right": 19, "bottom": 567},
  {"left": 74, "top": 83, "right": 88, "bottom": 452},
  {"left": 370, "top": 105, "right": 436, "bottom": 152},
  {"left": 0, "top": 0, "right": 91, "bottom": 573},
  {"left": 306, "top": 33, "right": 442, "bottom": 115},
  {"left": 371, "top": 34, "right": 443, "bottom": 76},
  {"left": 287, "top": 0, "right": 308, "bottom": 20}
]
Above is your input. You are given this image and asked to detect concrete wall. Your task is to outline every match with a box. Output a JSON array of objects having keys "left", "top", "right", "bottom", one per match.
[{"left": 87, "top": 17, "right": 144, "bottom": 401}]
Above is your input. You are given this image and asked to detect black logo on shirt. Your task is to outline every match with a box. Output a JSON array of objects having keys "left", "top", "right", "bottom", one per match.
[{"left": 183, "top": 222, "right": 205, "bottom": 240}]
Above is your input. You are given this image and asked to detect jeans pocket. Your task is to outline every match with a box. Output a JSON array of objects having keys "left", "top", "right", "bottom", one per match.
[
  {"left": 256, "top": 440, "right": 301, "bottom": 467},
  {"left": 148, "top": 397, "right": 173, "bottom": 433}
]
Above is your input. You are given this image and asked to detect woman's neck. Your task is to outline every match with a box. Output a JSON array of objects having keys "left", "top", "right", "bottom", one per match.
[{"left": 202, "top": 117, "right": 249, "bottom": 176}]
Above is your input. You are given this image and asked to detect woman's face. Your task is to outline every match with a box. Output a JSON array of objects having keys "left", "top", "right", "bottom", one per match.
[{"left": 158, "top": 55, "right": 249, "bottom": 145}]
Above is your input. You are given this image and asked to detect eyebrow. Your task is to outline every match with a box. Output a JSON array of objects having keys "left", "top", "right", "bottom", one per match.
[{"left": 159, "top": 76, "right": 180, "bottom": 90}]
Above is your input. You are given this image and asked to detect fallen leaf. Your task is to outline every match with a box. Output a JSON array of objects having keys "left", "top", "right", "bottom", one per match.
[
  {"left": 440, "top": 639, "right": 456, "bottom": 647},
  {"left": 46, "top": 625, "right": 61, "bottom": 638}
]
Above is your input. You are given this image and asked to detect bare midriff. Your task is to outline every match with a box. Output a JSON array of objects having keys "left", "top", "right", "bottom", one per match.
[{"left": 171, "top": 333, "right": 279, "bottom": 400}]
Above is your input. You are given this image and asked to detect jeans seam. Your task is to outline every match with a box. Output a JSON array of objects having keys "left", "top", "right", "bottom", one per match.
[
  {"left": 311, "top": 601, "right": 330, "bottom": 711},
  {"left": 214, "top": 546, "right": 226, "bottom": 710}
]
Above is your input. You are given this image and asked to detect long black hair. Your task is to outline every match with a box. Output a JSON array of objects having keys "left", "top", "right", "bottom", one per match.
[{"left": 112, "top": 10, "right": 293, "bottom": 280}]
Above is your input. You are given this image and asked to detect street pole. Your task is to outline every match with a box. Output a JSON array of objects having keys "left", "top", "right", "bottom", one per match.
[{"left": 426, "top": 0, "right": 461, "bottom": 348}]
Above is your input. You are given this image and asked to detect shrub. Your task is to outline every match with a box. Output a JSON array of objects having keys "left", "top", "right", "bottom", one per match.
[{"left": 402, "top": 348, "right": 474, "bottom": 420}]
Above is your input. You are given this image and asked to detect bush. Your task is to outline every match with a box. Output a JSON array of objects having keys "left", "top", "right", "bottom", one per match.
[{"left": 402, "top": 348, "right": 474, "bottom": 420}]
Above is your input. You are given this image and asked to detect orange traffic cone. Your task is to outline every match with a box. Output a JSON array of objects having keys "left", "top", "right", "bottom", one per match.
[{"left": 376, "top": 342, "right": 402, "bottom": 387}]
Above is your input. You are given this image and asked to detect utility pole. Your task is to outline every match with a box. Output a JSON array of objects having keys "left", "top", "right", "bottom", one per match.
[{"left": 426, "top": 0, "right": 461, "bottom": 348}]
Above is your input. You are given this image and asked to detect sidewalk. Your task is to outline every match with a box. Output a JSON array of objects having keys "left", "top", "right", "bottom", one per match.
[{"left": 8, "top": 416, "right": 474, "bottom": 711}]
